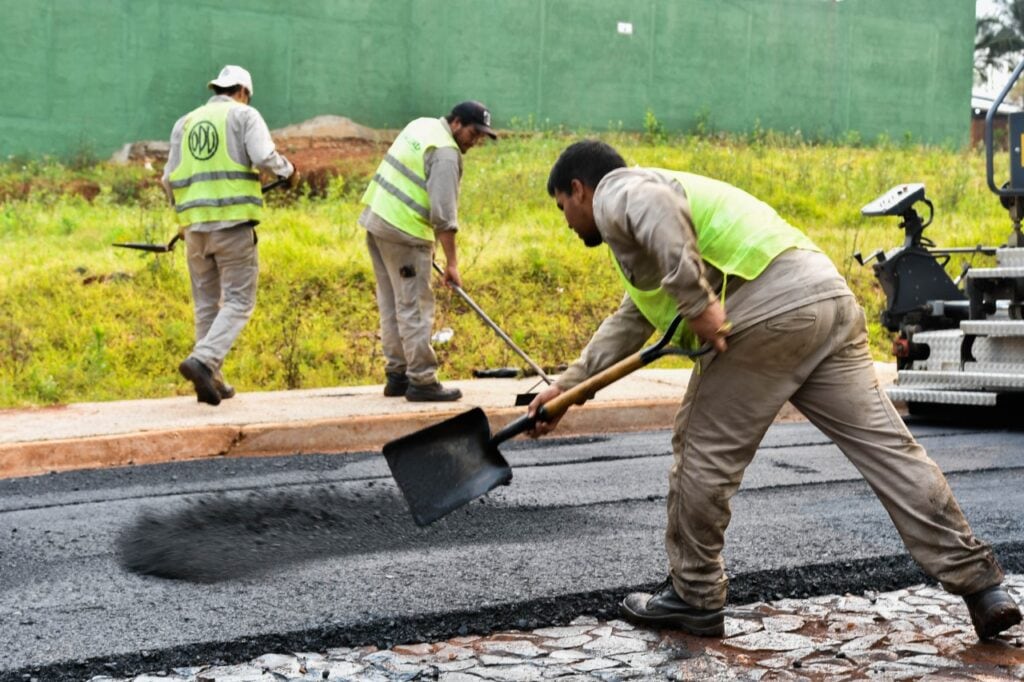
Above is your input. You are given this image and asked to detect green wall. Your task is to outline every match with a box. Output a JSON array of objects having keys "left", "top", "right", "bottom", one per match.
[{"left": 0, "top": 0, "right": 974, "bottom": 158}]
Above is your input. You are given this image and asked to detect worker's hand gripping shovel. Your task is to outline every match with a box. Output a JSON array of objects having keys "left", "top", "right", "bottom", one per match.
[
  {"left": 432, "top": 262, "right": 552, "bottom": 405},
  {"left": 112, "top": 178, "right": 289, "bottom": 254},
  {"left": 383, "top": 314, "right": 711, "bottom": 526}
]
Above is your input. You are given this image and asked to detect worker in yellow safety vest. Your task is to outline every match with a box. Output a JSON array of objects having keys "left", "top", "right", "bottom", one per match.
[
  {"left": 359, "top": 101, "right": 496, "bottom": 402},
  {"left": 161, "top": 65, "right": 298, "bottom": 406},
  {"left": 529, "top": 140, "right": 1020, "bottom": 641}
]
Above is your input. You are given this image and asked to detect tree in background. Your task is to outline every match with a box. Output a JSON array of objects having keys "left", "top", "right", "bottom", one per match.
[{"left": 976, "top": 0, "right": 1024, "bottom": 85}]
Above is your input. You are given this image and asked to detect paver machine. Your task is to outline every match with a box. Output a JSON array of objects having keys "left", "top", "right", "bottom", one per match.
[{"left": 855, "top": 61, "right": 1024, "bottom": 416}]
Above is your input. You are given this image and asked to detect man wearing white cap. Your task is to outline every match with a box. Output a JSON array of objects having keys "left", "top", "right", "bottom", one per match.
[
  {"left": 161, "top": 65, "right": 298, "bottom": 405},
  {"left": 360, "top": 101, "right": 497, "bottom": 401}
]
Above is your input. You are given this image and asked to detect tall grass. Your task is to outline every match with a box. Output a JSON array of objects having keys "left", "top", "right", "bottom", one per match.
[{"left": 0, "top": 133, "right": 1014, "bottom": 406}]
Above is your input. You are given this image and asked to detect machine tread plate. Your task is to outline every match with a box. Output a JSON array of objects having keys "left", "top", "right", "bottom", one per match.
[
  {"left": 896, "top": 370, "right": 1024, "bottom": 390},
  {"left": 960, "top": 320, "right": 1024, "bottom": 337},
  {"left": 965, "top": 265, "right": 1024, "bottom": 278},
  {"left": 886, "top": 388, "right": 998, "bottom": 406}
]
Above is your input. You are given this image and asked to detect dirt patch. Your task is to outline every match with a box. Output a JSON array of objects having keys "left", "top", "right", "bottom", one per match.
[{"left": 111, "top": 115, "right": 394, "bottom": 198}]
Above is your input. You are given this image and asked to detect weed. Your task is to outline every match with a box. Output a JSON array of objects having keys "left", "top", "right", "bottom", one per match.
[{"left": 643, "top": 109, "right": 667, "bottom": 144}]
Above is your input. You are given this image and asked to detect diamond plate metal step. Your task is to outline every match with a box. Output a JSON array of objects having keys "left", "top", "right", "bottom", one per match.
[
  {"left": 960, "top": 320, "right": 1024, "bottom": 336},
  {"left": 997, "top": 248, "right": 1024, "bottom": 267},
  {"left": 896, "top": 370, "right": 1024, "bottom": 390},
  {"left": 886, "top": 388, "right": 998, "bottom": 406},
  {"left": 965, "top": 265, "right": 1024, "bottom": 279}
]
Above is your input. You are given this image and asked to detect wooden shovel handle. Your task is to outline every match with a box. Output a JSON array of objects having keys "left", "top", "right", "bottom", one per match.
[{"left": 537, "top": 351, "right": 648, "bottom": 421}]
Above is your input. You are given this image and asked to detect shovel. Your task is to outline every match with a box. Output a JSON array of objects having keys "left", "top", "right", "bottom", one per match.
[
  {"left": 112, "top": 178, "right": 289, "bottom": 253},
  {"left": 432, "top": 262, "right": 552, "bottom": 405},
  {"left": 383, "top": 314, "right": 710, "bottom": 526}
]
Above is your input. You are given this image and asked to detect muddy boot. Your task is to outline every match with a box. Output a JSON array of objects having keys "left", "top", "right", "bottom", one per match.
[
  {"left": 405, "top": 381, "right": 462, "bottom": 402},
  {"left": 384, "top": 372, "right": 409, "bottom": 397},
  {"left": 178, "top": 357, "right": 221, "bottom": 406},
  {"left": 964, "top": 585, "right": 1022, "bottom": 639},
  {"left": 620, "top": 577, "right": 724, "bottom": 636}
]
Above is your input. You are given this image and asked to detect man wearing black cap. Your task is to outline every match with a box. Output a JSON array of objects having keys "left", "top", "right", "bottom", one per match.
[{"left": 359, "top": 101, "right": 496, "bottom": 401}]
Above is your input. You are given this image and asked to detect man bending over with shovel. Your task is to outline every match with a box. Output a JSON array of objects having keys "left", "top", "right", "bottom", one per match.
[
  {"left": 162, "top": 65, "right": 298, "bottom": 405},
  {"left": 528, "top": 140, "right": 1021, "bottom": 640},
  {"left": 359, "top": 101, "right": 496, "bottom": 402}
]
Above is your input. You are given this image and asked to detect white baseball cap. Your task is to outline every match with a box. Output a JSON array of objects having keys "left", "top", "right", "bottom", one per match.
[{"left": 208, "top": 65, "right": 253, "bottom": 95}]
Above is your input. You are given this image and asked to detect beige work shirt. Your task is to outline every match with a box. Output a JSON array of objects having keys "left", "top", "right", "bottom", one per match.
[{"left": 555, "top": 168, "right": 853, "bottom": 389}]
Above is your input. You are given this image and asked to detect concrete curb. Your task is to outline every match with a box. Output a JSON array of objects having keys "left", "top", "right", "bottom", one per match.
[
  {"left": 0, "top": 398, "right": 816, "bottom": 480},
  {"left": 0, "top": 363, "right": 895, "bottom": 480}
]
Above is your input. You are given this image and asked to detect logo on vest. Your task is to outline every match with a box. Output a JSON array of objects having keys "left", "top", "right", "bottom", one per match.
[{"left": 188, "top": 121, "right": 219, "bottom": 161}]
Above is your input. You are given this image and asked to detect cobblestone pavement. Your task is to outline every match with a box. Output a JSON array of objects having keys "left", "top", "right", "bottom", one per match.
[{"left": 89, "top": 576, "right": 1024, "bottom": 682}]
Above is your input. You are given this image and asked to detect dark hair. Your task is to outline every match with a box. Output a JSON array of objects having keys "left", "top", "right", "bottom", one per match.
[
  {"left": 211, "top": 84, "right": 245, "bottom": 97},
  {"left": 546, "top": 140, "right": 627, "bottom": 196}
]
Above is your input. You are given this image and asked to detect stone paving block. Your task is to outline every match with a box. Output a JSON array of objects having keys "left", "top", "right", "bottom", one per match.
[
  {"left": 581, "top": 635, "right": 649, "bottom": 656},
  {"left": 723, "top": 631, "right": 821, "bottom": 652},
  {"left": 571, "top": 656, "right": 621, "bottom": 672},
  {"left": 865, "top": 660, "right": 934, "bottom": 679},
  {"left": 666, "top": 653, "right": 737, "bottom": 680},
  {"left": 322, "top": 660, "right": 365, "bottom": 677},
  {"left": 838, "top": 632, "right": 885, "bottom": 653},
  {"left": 541, "top": 635, "right": 592, "bottom": 649},
  {"left": 894, "top": 641, "right": 939, "bottom": 656},
  {"left": 477, "top": 640, "right": 547, "bottom": 659},
  {"left": 725, "top": 618, "right": 764, "bottom": 637},
  {"left": 546, "top": 649, "right": 588, "bottom": 663},
  {"left": 606, "top": 619, "right": 634, "bottom": 631},
  {"left": 901, "top": 653, "right": 960, "bottom": 669},
  {"left": 761, "top": 615, "right": 805, "bottom": 633},
  {"left": 532, "top": 625, "right": 594, "bottom": 639},
  {"left": 570, "top": 616, "right": 599, "bottom": 626},
  {"left": 479, "top": 654, "right": 528, "bottom": 666},
  {"left": 195, "top": 664, "right": 276, "bottom": 681},
  {"left": 435, "top": 659, "right": 476, "bottom": 672},
  {"left": 608, "top": 650, "right": 671, "bottom": 669},
  {"left": 464, "top": 663, "right": 545, "bottom": 681}
]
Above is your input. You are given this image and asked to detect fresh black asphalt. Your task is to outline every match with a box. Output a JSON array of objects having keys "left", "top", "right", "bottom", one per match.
[{"left": 1, "top": 420, "right": 1022, "bottom": 680}]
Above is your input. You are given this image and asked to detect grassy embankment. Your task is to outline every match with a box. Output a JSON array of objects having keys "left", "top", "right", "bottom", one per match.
[{"left": 0, "top": 132, "right": 1014, "bottom": 407}]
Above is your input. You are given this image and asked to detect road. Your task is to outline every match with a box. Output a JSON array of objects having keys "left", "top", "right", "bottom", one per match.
[{"left": 1, "top": 420, "right": 1022, "bottom": 680}]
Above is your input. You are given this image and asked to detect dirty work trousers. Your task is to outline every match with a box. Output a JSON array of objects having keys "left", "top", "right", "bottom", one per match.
[
  {"left": 365, "top": 232, "right": 439, "bottom": 386},
  {"left": 184, "top": 224, "right": 258, "bottom": 381},
  {"left": 667, "top": 294, "right": 1004, "bottom": 610}
]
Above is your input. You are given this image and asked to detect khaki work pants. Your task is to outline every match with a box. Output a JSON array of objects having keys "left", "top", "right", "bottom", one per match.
[
  {"left": 667, "top": 295, "right": 1004, "bottom": 610},
  {"left": 366, "top": 232, "right": 439, "bottom": 385},
  {"left": 184, "top": 224, "right": 258, "bottom": 377}
]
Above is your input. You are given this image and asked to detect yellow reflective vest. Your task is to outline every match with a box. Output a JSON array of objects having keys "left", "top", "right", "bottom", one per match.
[
  {"left": 612, "top": 170, "right": 820, "bottom": 347},
  {"left": 168, "top": 100, "right": 262, "bottom": 227},
  {"left": 361, "top": 118, "right": 459, "bottom": 241}
]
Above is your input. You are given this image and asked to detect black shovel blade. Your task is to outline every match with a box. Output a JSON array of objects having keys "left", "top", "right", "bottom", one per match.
[
  {"left": 383, "top": 407, "right": 512, "bottom": 526},
  {"left": 113, "top": 242, "right": 172, "bottom": 253}
]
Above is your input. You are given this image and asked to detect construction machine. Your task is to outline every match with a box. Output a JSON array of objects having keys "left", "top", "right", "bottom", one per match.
[{"left": 856, "top": 61, "right": 1024, "bottom": 416}]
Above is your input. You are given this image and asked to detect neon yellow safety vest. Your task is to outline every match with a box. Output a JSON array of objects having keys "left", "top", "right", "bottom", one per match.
[
  {"left": 361, "top": 118, "right": 459, "bottom": 241},
  {"left": 611, "top": 170, "right": 820, "bottom": 347},
  {"left": 168, "top": 101, "right": 262, "bottom": 227}
]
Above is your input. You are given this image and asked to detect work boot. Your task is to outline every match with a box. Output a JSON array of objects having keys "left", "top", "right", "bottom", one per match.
[
  {"left": 620, "top": 577, "right": 724, "bottom": 636},
  {"left": 405, "top": 381, "right": 462, "bottom": 402},
  {"left": 213, "top": 370, "right": 236, "bottom": 400},
  {"left": 384, "top": 372, "right": 409, "bottom": 397},
  {"left": 178, "top": 357, "right": 221, "bottom": 406},
  {"left": 214, "top": 379, "right": 236, "bottom": 400},
  {"left": 964, "top": 584, "right": 1022, "bottom": 639}
]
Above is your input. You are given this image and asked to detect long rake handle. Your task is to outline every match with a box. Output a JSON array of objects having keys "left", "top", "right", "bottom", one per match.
[{"left": 432, "top": 262, "right": 552, "bottom": 384}]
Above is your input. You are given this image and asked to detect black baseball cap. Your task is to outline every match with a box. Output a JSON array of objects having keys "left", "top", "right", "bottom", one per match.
[{"left": 450, "top": 100, "right": 497, "bottom": 139}]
